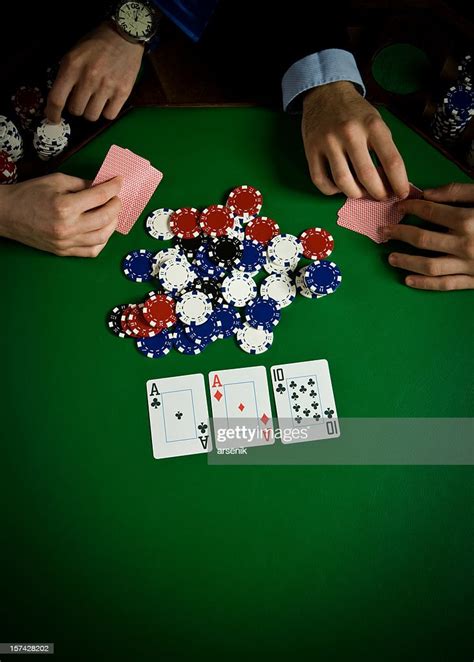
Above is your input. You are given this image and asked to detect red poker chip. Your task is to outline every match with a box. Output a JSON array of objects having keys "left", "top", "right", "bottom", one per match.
[
  {"left": 169, "top": 208, "right": 201, "bottom": 239},
  {"left": 120, "top": 304, "right": 138, "bottom": 336},
  {"left": 299, "top": 227, "right": 334, "bottom": 260},
  {"left": 12, "top": 86, "right": 44, "bottom": 115},
  {"left": 126, "top": 304, "right": 161, "bottom": 338},
  {"left": 142, "top": 293, "right": 176, "bottom": 328},
  {"left": 245, "top": 216, "right": 280, "bottom": 245},
  {"left": 227, "top": 185, "right": 263, "bottom": 217},
  {"left": 199, "top": 204, "right": 234, "bottom": 237},
  {"left": 0, "top": 151, "right": 17, "bottom": 182}
]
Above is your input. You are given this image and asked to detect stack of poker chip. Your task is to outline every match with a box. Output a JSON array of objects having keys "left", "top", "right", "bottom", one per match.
[
  {"left": 33, "top": 118, "right": 71, "bottom": 161},
  {"left": 0, "top": 115, "right": 24, "bottom": 162},
  {"left": 457, "top": 54, "right": 472, "bottom": 85},
  {"left": 431, "top": 82, "right": 474, "bottom": 144},
  {"left": 0, "top": 150, "right": 18, "bottom": 184},
  {"left": 108, "top": 184, "right": 342, "bottom": 358},
  {"left": 11, "top": 85, "right": 44, "bottom": 131}
]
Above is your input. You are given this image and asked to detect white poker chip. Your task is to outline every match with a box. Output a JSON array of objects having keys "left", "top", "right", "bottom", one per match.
[
  {"left": 145, "top": 208, "right": 175, "bottom": 240},
  {"left": 267, "top": 234, "right": 302, "bottom": 267},
  {"left": 295, "top": 271, "right": 325, "bottom": 299},
  {"left": 236, "top": 323, "right": 273, "bottom": 354},
  {"left": 175, "top": 290, "right": 213, "bottom": 325},
  {"left": 159, "top": 259, "right": 195, "bottom": 294},
  {"left": 151, "top": 247, "right": 187, "bottom": 275},
  {"left": 221, "top": 271, "right": 257, "bottom": 307},
  {"left": 227, "top": 215, "right": 245, "bottom": 240},
  {"left": 263, "top": 256, "right": 299, "bottom": 275},
  {"left": 260, "top": 274, "right": 296, "bottom": 308}
]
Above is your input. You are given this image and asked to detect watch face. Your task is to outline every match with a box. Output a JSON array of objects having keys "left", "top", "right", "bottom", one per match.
[{"left": 117, "top": 1, "right": 155, "bottom": 40}]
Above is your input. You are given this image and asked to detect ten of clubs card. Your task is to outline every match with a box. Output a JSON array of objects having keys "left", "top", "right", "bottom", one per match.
[
  {"left": 270, "top": 360, "right": 340, "bottom": 443},
  {"left": 146, "top": 374, "right": 212, "bottom": 460},
  {"left": 208, "top": 366, "right": 274, "bottom": 449}
]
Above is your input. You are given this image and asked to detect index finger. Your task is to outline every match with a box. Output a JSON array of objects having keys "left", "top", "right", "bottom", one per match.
[
  {"left": 423, "top": 182, "right": 474, "bottom": 204},
  {"left": 45, "top": 65, "right": 77, "bottom": 123},
  {"left": 397, "top": 198, "right": 469, "bottom": 231},
  {"left": 68, "top": 177, "right": 123, "bottom": 213},
  {"left": 369, "top": 122, "right": 410, "bottom": 198}
]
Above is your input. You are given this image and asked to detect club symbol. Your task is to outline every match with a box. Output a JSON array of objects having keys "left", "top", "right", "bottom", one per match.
[
  {"left": 198, "top": 422, "right": 208, "bottom": 434},
  {"left": 175, "top": 411, "right": 183, "bottom": 420},
  {"left": 309, "top": 390, "right": 317, "bottom": 398},
  {"left": 303, "top": 408, "right": 311, "bottom": 417},
  {"left": 313, "top": 413, "right": 321, "bottom": 421},
  {"left": 289, "top": 381, "right": 296, "bottom": 388},
  {"left": 276, "top": 383, "right": 286, "bottom": 395},
  {"left": 299, "top": 385, "right": 307, "bottom": 393},
  {"left": 293, "top": 404, "right": 301, "bottom": 412},
  {"left": 311, "top": 402, "right": 319, "bottom": 410},
  {"left": 295, "top": 415, "right": 302, "bottom": 424},
  {"left": 291, "top": 392, "right": 299, "bottom": 401},
  {"left": 324, "top": 408, "right": 334, "bottom": 419},
  {"left": 307, "top": 378, "right": 315, "bottom": 386},
  {"left": 151, "top": 398, "right": 161, "bottom": 409}
]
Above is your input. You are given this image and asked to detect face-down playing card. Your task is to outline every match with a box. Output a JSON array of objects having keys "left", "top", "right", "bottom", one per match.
[
  {"left": 146, "top": 374, "right": 212, "bottom": 459},
  {"left": 270, "top": 360, "right": 340, "bottom": 443},
  {"left": 92, "top": 144, "right": 163, "bottom": 235},
  {"left": 337, "top": 184, "right": 423, "bottom": 244},
  {"left": 209, "top": 366, "right": 274, "bottom": 449}
]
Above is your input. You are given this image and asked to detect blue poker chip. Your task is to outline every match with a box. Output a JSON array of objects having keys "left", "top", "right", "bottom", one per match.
[
  {"left": 245, "top": 296, "right": 281, "bottom": 331},
  {"left": 122, "top": 249, "right": 155, "bottom": 282},
  {"left": 185, "top": 313, "right": 222, "bottom": 345},
  {"left": 193, "top": 244, "right": 226, "bottom": 279},
  {"left": 234, "top": 239, "right": 265, "bottom": 274},
  {"left": 136, "top": 329, "right": 173, "bottom": 358},
  {"left": 173, "top": 323, "right": 209, "bottom": 354},
  {"left": 303, "top": 260, "right": 342, "bottom": 295},
  {"left": 213, "top": 304, "right": 242, "bottom": 338},
  {"left": 443, "top": 85, "right": 474, "bottom": 119}
]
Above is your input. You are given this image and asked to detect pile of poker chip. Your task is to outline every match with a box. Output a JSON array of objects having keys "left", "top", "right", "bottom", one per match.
[
  {"left": 0, "top": 115, "right": 24, "bottom": 163},
  {"left": 108, "top": 185, "right": 342, "bottom": 358},
  {"left": 33, "top": 118, "right": 71, "bottom": 161},
  {"left": 11, "top": 85, "right": 44, "bottom": 131},
  {"left": 431, "top": 80, "right": 474, "bottom": 144}
]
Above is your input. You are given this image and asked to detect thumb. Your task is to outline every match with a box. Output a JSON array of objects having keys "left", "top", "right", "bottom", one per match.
[{"left": 424, "top": 182, "right": 474, "bottom": 204}]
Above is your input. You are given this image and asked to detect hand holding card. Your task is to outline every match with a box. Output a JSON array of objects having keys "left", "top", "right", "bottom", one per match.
[
  {"left": 92, "top": 144, "right": 163, "bottom": 235},
  {"left": 337, "top": 184, "right": 423, "bottom": 244}
]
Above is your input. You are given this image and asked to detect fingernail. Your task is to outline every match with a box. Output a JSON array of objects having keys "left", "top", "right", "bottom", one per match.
[
  {"left": 382, "top": 228, "right": 391, "bottom": 239},
  {"left": 388, "top": 253, "right": 396, "bottom": 264},
  {"left": 406, "top": 277, "right": 415, "bottom": 287}
]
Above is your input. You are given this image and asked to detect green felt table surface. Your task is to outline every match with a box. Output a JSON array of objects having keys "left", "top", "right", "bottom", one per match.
[{"left": 1, "top": 107, "right": 473, "bottom": 661}]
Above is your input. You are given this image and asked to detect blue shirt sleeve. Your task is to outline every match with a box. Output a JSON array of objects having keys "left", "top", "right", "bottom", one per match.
[{"left": 282, "top": 48, "right": 366, "bottom": 112}]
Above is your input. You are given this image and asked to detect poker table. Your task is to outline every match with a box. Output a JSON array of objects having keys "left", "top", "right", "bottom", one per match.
[{"left": 1, "top": 107, "right": 473, "bottom": 661}]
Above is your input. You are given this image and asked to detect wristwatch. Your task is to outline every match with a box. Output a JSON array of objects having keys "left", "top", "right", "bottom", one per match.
[{"left": 110, "top": 0, "right": 160, "bottom": 46}]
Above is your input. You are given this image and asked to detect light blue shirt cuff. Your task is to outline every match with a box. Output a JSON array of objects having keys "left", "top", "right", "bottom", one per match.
[{"left": 282, "top": 48, "right": 366, "bottom": 112}]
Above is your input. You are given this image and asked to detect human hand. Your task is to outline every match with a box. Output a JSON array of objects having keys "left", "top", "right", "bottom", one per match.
[
  {"left": 302, "top": 81, "right": 409, "bottom": 200},
  {"left": 46, "top": 22, "right": 144, "bottom": 123},
  {"left": 384, "top": 183, "right": 474, "bottom": 290},
  {"left": 0, "top": 173, "right": 122, "bottom": 257}
]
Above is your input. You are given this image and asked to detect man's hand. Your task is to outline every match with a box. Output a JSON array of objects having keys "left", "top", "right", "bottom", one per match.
[
  {"left": 383, "top": 183, "right": 474, "bottom": 291},
  {"left": 302, "top": 81, "right": 409, "bottom": 200},
  {"left": 0, "top": 174, "right": 122, "bottom": 257},
  {"left": 46, "top": 22, "right": 144, "bottom": 123}
]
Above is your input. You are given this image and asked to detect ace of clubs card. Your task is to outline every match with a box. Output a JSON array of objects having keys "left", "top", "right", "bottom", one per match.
[{"left": 146, "top": 374, "right": 212, "bottom": 459}]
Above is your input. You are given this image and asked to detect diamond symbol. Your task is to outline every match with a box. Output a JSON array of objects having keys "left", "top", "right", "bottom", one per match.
[
  {"left": 260, "top": 413, "right": 269, "bottom": 426},
  {"left": 214, "top": 390, "right": 223, "bottom": 401},
  {"left": 238, "top": 403, "right": 245, "bottom": 412}
]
